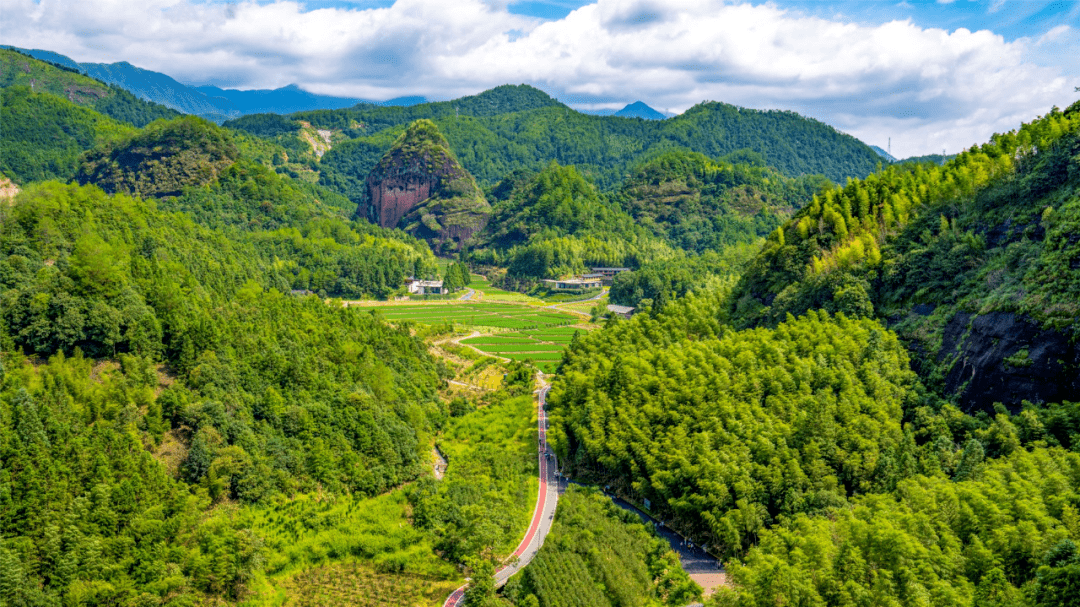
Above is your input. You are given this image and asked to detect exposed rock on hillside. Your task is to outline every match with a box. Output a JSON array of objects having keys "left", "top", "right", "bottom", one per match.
[
  {"left": 360, "top": 119, "right": 490, "bottom": 250},
  {"left": 928, "top": 311, "right": 1080, "bottom": 410}
]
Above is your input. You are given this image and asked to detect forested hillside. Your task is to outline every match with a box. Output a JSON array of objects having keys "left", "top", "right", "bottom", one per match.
[
  {"left": 550, "top": 282, "right": 1080, "bottom": 605},
  {"left": 0, "top": 86, "right": 136, "bottom": 184},
  {"left": 0, "top": 49, "right": 178, "bottom": 127},
  {"left": 729, "top": 101, "right": 1080, "bottom": 410},
  {"left": 0, "top": 182, "right": 449, "bottom": 603},
  {"left": 468, "top": 162, "right": 677, "bottom": 283},
  {"left": 225, "top": 84, "right": 879, "bottom": 200},
  {"left": 497, "top": 486, "right": 702, "bottom": 607},
  {"left": 616, "top": 149, "right": 830, "bottom": 253}
]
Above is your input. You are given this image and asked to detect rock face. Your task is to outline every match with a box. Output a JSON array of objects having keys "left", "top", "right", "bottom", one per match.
[
  {"left": 360, "top": 119, "right": 490, "bottom": 251},
  {"left": 934, "top": 311, "right": 1080, "bottom": 411}
]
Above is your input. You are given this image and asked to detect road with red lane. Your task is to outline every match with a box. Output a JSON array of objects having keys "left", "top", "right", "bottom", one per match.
[{"left": 443, "top": 384, "right": 557, "bottom": 606}]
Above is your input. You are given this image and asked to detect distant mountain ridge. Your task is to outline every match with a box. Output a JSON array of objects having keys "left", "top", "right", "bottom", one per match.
[
  {"left": 869, "top": 145, "right": 897, "bottom": 162},
  {"left": 581, "top": 101, "right": 670, "bottom": 119},
  {"left": 615, "top": 101, "right": 667, "bottom": 120},
  {"left": 0, "top": 45, "right": 424, "bottom": 121}
]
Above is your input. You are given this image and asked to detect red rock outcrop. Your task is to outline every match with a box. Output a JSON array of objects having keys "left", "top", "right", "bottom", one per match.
[{"left": 359, "top": 119, "right": 490, "bottom": 250}]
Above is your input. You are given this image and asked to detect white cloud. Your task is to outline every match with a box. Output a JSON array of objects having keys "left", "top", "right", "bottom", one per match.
[
  {"left": 1037, "top": 24, "right": 1071, "bottom": 45},
  {"left": 0, "top": 0, "right": 1074, "bottom": 158}
]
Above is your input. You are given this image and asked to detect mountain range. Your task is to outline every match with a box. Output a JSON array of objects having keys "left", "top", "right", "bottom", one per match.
[
  {"left": 2, "top": 37, "right": 1079, "bottom": 607},
  {"left": 1, "top": 45, "right": 670, "bottom": 124},
  {"left": 1, "top": 45, "right": 425, "bottom": 120}
]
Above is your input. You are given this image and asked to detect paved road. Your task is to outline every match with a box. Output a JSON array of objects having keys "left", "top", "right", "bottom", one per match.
[
  {"left": 443, "top": 384, "right": 558, "bottom": 606},
  {"left": 551, "top": 480, "right": 724, "bottom": 595},
  {"left": 459, "top": 288, "right": 475, "bottom": 301}
]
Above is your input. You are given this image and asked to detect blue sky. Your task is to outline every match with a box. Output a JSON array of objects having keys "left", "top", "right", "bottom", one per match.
[{"left": 2, "top": 0, "right": 1077, "bottom": 157}]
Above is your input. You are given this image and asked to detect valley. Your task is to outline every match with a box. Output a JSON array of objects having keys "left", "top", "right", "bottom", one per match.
[{"left": 1, "top": 41, "right": 1078, "bottom": 607}]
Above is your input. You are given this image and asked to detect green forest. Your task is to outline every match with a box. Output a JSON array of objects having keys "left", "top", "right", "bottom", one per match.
[
  {"left": 546, "top": 100, "right": 1080, "bottom": 606},
  {"left": 3, "top": 42, "right": 1080, "bottom": 607},
  {"left": 497, "top": 487, "right": 702, "bottom": 607},
  {"left": 228, "top": 83, "right": 880, "bottom": 195}
]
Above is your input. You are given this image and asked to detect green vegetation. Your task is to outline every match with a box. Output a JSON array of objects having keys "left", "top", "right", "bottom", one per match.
[
  {"left": 6, "top": 42, "right": 1080, "bottom": 607},
  {"left": 77, "top": 116, "right": 239, "bottom": 197},
  {"left": 729, "top": 101, "right": 1080, "bottom": 409},
  {"left": 470, "top": 162, "right": 677, "bottom": 282},
  {"left": 443, "top": 261, "right": 473, "bottom": 292},
  {"left": 0, "top": 177, "right": 452, "bottom": 603},
  {"left": 291, "top": 86, "right": 880, "bottom": 193},
  {"left": 617, "top": 149, "right": 830, "bottom": 253},
  {"left": 362, "top": 120, "right": 491, "bottom": 251},
  {"left": 711, "top": 446, "right": 1080, "bottom": 607},
  {"left": 550, "top": 299, "right": 919, "bottom": 560},
  {"left": 498, "top": 486, "right": 703, "bottom": 607},
  {"left": 358, "top": 303, "right": 577, "bottom": 331},
  {"left": 0, "top": 48, "right": 178, "bottom": 128},
  {"left": 0, "top": 86, "right": 136, "bottom": 184},
  {"left": 609, "top": 242, "right": 761, "bottom": 309},
  {"left": 350, "top": 302, "right": 582, "bottom": 373},
  {"left": 410, "top": 392, "right": 539, "bottom": 563}
]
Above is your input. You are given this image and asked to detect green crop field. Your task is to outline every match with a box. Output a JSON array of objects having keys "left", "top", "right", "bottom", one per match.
[
  {"left": 470, "top": 344, "right": 567, "bottom": 354},
  {"left": 359, "top": 303, "right": 577, "bottom": 331},
  {"left": 350, "top": 301, "right": 585, "bottom": 373}
]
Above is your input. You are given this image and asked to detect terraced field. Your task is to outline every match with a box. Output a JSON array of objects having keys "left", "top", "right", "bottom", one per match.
[{"left": 460, "top": 327, "right": 584, "bottom": 373}]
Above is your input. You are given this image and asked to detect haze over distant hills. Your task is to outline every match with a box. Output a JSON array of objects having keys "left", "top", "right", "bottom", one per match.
[
  {"left": 1, "top": 45, "right": 669, "bottom": 125},
  {"left": 580, "top": 101, "right": 670, "bottom": 120},
  {"left": 1, "top": 45, "right": 425, "bottom": 121}
]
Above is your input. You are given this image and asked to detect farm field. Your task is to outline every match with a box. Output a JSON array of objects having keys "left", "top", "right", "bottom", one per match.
[
  {"left": 350, "top": 275, "right": 594, "bottom": 373},
  {"left": 358, "top": 303, "right": 578, "bottom": 331}
]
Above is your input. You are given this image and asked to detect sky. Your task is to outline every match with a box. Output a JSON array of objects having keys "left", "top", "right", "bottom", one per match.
[{"left": 2, "top": 0, "right": 1078, "bottom": 158}]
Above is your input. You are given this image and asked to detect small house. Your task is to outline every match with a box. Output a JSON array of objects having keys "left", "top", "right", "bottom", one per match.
[
  {"left": 591, "top": 267, "right": 631, "bottom": 285},
  {"left": 606, "top": 304, "right": 635, "bottom": 319},
  {"left": 542, "top": 276, "right": 603, "bottom": 291},
  {"left": 405, "top": 278, "right": 444, "bottom": 295}
]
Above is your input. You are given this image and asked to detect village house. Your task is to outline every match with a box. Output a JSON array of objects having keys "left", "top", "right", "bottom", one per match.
[
  {"left": 405, "top": 278, "right": 445, "bottom": 295},
  {"left": 606, "top": 304, "right": 635, "bottom": 319},
  {"left": 541, "top": 276, "right": 603, "bottom": 291},
  {"left": 591, "top": 267, "right": 631, "bottom": 285}
]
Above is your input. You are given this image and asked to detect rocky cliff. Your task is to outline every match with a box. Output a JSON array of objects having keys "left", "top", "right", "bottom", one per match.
[{"left": 360, "top": 119, "right": 490, "bottom": 251}]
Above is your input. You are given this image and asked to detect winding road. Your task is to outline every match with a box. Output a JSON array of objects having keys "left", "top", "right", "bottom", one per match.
[{"left": 443, "top": 384, "right": 558, "bottom": 606}]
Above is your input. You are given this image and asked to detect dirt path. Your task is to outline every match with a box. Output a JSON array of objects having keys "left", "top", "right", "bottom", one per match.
[{"left": 433, "top": 446, "right": 448, "bottom": 480}]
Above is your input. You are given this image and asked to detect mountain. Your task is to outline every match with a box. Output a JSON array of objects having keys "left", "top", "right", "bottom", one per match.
[
  {"left": 309, "top": 88, "right": 883, "bottom": 198},
  {"left": 190, "top": 84, "right": 364, "bottom": 116},
  {"left": 78, "top": 116, "right": 239, "bottom": 198},
  {"left": 729, "top": 100, "right": 1080, "bottom": 412},
  {"left": 0, "top": 86, "right": 135, "bottom": 185},
  {"left": 869, "top": 144, "right": 897, "bottom": 162},
  {"left": 0, "top": 48, "right": 177, "bottom": 127},
  {"left": 614, "top": 101, "right": 666, "bottom": 120},
  {"left": 0, "top": 45, "right": 389, "bottom": 121},
  {"left": 361, "top": 119, "right": 491, "bottom": 251},
  {"left": 467, "top": 162, "right": 678, "bottom": 284},
  {"left": 616, "top": 149, "right": 830, "bottom": 253}
]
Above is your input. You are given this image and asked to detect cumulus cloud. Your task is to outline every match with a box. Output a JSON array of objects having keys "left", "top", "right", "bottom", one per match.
[{"left": 0, "top": 0, "right": 1075, "bottom": 157}]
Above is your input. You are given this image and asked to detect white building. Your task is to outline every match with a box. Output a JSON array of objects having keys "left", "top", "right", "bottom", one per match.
[{"left": 405, "top": 278, "right": 444, "bottom": 295}]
